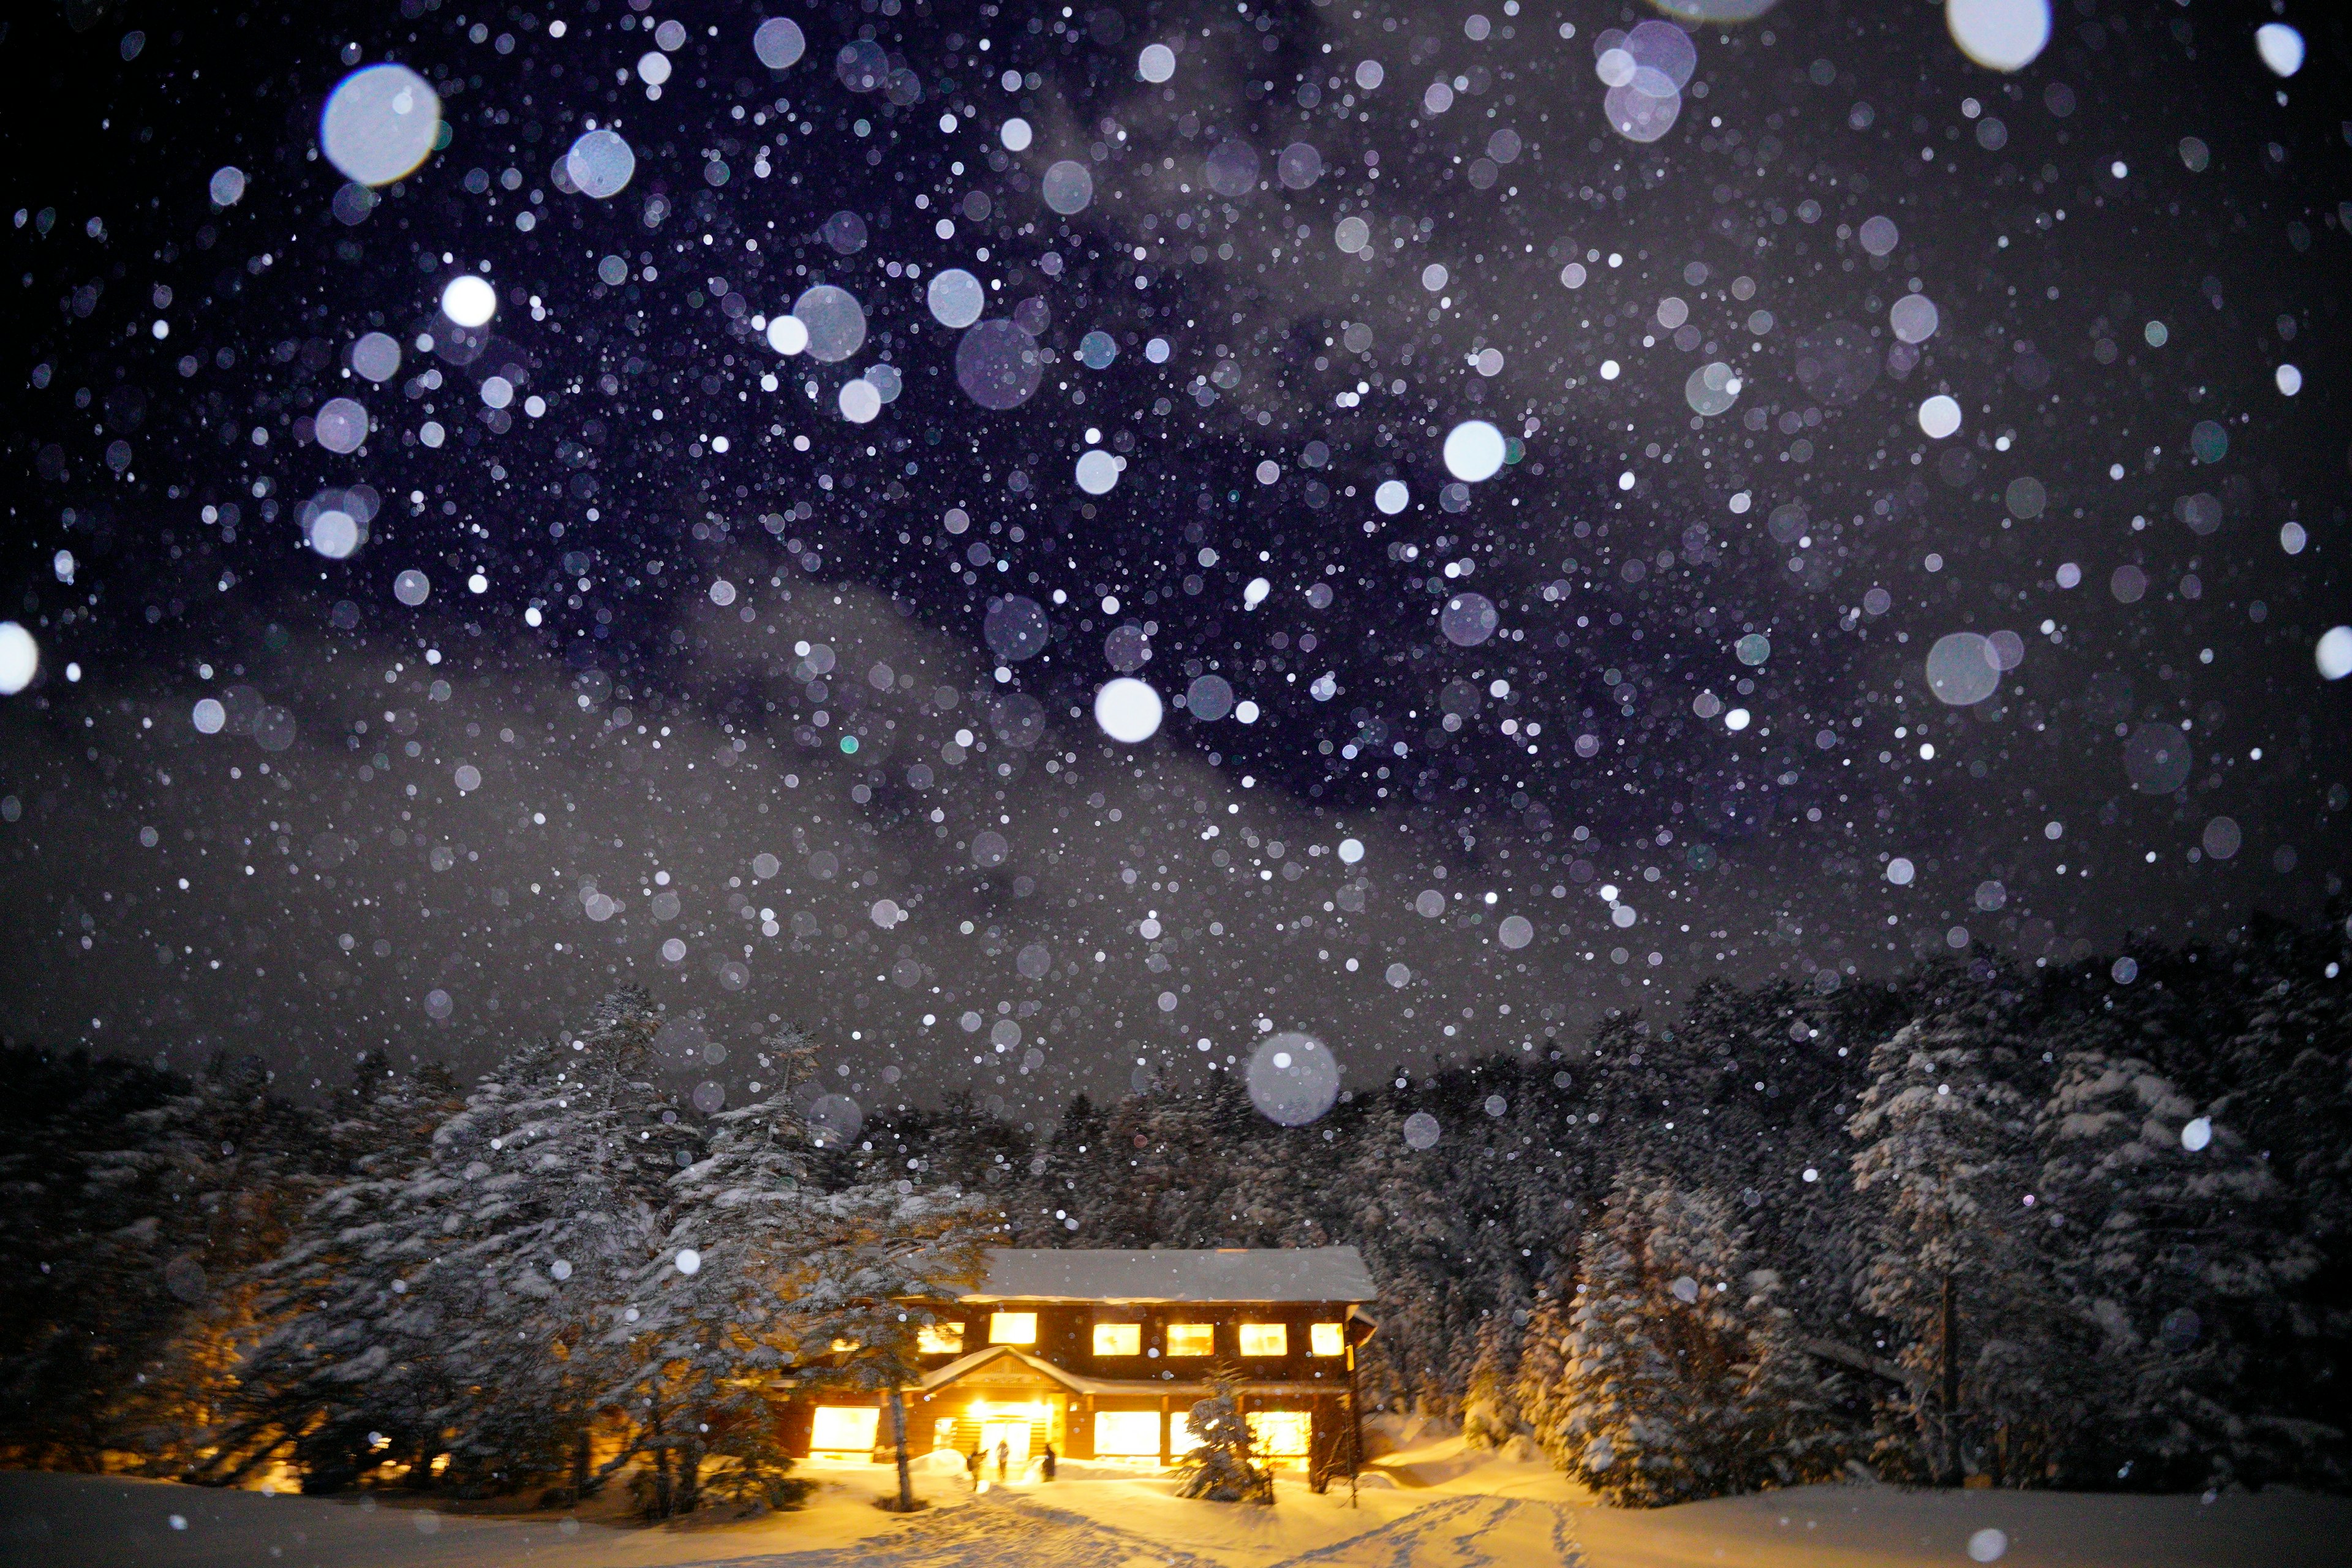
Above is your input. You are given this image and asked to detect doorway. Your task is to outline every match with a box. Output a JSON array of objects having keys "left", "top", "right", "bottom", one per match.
[{"left": 980, "top": 1419, "right": 1032, "bottom": 1469}]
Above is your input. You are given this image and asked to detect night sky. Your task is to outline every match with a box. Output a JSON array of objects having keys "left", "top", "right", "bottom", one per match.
[{"left": 3, "top": 0, "right": 2346, "bottom": 1124}]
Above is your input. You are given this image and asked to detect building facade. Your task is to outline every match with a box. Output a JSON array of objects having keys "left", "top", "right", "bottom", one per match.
[{"left": 775, "top": 1247, "right": 1378, "bottom": 1478}]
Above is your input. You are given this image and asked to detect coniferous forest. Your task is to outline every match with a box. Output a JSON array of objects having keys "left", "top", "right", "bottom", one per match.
[{"left": 4, "top": 914, "right": 2344, "bottom": 1511}]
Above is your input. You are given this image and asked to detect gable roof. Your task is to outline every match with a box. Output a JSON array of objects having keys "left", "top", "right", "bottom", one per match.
[{"left": 960, "top": 1246, "right": 1376, "bottom": 1305}]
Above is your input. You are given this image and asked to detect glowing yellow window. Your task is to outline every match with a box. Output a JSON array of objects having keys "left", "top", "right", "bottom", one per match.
[
  {"left": 989, "top": 1311, "right": 1038, "bottom": 1345},
  {"left": 918, "top": 1322, "right": 965, "bottom": 1355},
  {"left": 1310, "top": 1322, "right": 1346, "bottom": 1357},
  {"left": 1094, "top": 1410, "right": 1162, "bottom": 1455},
  {"left": 1238, "top": 1322, "right": 1287, "bottom": 1357},
  {"left": 1165, "top": 1322, "right": 1215, "bottom": 1357},
  {"left": 1247, "top": 1410, "right": 1313, "bottom": 1458},
  {"left": 1093, "top": 1321, "right": 1142, "bottom": 1356},
  {"left": 810, "top": 1405, "right": 880, "bottom": 1452}
]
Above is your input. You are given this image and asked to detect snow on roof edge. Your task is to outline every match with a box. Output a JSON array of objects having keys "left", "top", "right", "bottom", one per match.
[{"left": 960, "top": 1246, "right": 1377, "bottom": 1304}]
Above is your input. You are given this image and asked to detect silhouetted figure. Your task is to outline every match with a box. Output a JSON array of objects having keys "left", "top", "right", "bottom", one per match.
[
  {"left": 966, "top": 1445, "right": 984, "bottom": 1492},
  {"left": 995, "top": 1437, "right": 1009, "bottom": 1482},
  {"left": 1041, "top": 1442, "right": 1057, "bottom": 1482}
]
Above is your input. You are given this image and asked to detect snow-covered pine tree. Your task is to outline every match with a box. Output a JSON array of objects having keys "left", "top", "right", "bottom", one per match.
[
  {"left": 1555, "top": 1172, "right": 1751, "bottom": 1506},
  {"left": 1848, "top": 1004, "right": 2076, "bottom": 1485},
  {"left": 1460, "top": 1311, "right": 1525, "bottom": 1451},
  {"left": 1512, "top": 1257, "right": 1578, "bottom": 1469},
  {"left": 2035, "top": 1048, "right": 2323, "bottom": 1488},
  {"left": 1175, "top": 1368, "right": 1275, "bottom": 1504}
]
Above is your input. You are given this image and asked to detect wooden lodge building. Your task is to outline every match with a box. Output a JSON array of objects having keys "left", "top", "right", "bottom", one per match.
[{"left": 775, "top": 1248, "right": 1379, "bottom": 1475}]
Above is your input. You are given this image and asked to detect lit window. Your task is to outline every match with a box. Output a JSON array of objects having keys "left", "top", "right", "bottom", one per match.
[
  {"left": 1094, "top": 1409, "right": 1162, "bottom": 1455},
  {"left": 989, "top": 1311, "right": 1038, "bottom": 1345},
  {"left": 810, "top": 1405, "right": 880, "bottom": 1452},
  {"left": 1093, "top": 1321, "right": 1142, "bottom": 1356},
  {"left": 829, "top": 1337, "right": 861, "bottom": 1352},
  {"left": 1238, "top": 1322, "right": 1287, "bottom": 1357},
  {"left": 918, "top": 1322, "right": 965, "bottom": 1355},
  {"left": 1246, "top": 1410, "right": 1313, "bottom": 1458},
  {"left": 1310, "top": 1322, "right": 1346, "bottom": 1357},
  {"left": 1165, "top": 1322, "right": 1215, "bottom": 1357}
]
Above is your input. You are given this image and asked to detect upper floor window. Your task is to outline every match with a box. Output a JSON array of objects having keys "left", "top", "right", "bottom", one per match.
[
  {"left": 1165, "top": 1322, "right": 1215, "bottom": 1357},
  {"left": 1093, "top": 1321, "right": 1142, "bottom": 1356},
  {"left": 1238, "top": 1322, "right": 1288, "bottom": 1357},
  {"left": 918, "top": 1322, "right": 965, "bottom": 1355},
  {"left": 989, "top": 1311, "right": 1038, "bottom": 1345},
  {"left": 1310, "top": 1322, "right": 1346, "bottom": 1357}
]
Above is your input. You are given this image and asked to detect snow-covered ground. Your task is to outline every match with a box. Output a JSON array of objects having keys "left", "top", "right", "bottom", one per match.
[{"left": 6, "top": 1444, "right": 2346, "bottom": 1568}]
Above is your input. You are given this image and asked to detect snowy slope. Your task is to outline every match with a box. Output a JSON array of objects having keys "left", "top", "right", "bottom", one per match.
[{"left": 7, "top": 1464, "right": 2350, "bottom": 1568}]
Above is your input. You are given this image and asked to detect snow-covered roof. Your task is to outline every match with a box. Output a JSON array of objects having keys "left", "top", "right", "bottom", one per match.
[{"left": 960, "top": 1247, "right": 1377, "bottom": 1305}]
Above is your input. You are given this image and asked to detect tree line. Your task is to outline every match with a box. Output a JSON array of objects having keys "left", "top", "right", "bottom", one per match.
[{"left": 2, "top": 913, "right": 2345, "bottom": 1506}]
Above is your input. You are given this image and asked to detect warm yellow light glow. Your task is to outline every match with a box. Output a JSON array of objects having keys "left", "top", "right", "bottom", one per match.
[
  {"left": 1238, "top": 1322, "right": 1287, "bottom": 1357},
  {"left": 1095, "top": 1409, "right": 1161, "bottom": 1455},
  {"left": 1093, "top": 1321, "right": 1142, "bottom": 1355},
  {"left": 810, "top": 1405, "right": 880, "bottom": 1451},
  {"left": 989, "top": 1311, "right": 1038, "bottom": 1345},
  {"left": 1310, "top": 1322, "right": 1346, "bottom": 1357},
  {"left": 918, "top": 1321, "right": 965, "bottom": 1355},
  {"left": 1166, "top": 1322, "right": 1215, "bottom": 1357},
  {"left": 1247, "top": 1410, "right": 1313, "bottom": 1458},
  {"left": 829, "top": 1336, "right": 862, "bottom": 1352}
]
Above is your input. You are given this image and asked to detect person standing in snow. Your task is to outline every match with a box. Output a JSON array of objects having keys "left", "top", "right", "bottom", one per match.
[
  {"left": 966, "top": 1445, "right": 983, "bottom": 1492},
  {"left": 1040, "top": 1442, "right": 1057, "bottom": 1482},
  {"left": 995, "top": 1436, "right": 1009, "bottom": 1482}
]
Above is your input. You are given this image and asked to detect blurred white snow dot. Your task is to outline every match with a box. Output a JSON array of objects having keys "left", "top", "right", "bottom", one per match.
[
  {"left": 1246, "top": 1031, "right": 1340, "bottom": 1126},
  {"left": 1724, "top": 707, "right": 1751, "bottom": 731},
  {"left": 1000, "top": 117, "right": 1033, "bottom": 152},
  {"left": 1684, "top": 361, "right": 1741, "bottom": 416},
  {"left": 1375, "top": 479, "right": 1410, "bottom": 514},
  {"left": 1338, "top": 837, "right": 1365, "bottom": 864},
  {"left": 1926, "top": 631, "right": 2002, "bottom": 705},
  {"left": 709, "top": 578, "right": 737, "bottom": 606},
  {"left": 1918, "top": 394, "right": 1962, "bottom": 439},
  {"left": 791, "top": 285, "right": 867, "bottom": 361},
  {"left": 766, "top": 313, "right": 810, "bottom": 355},
  {"left": 1857, "top": 215, "right": 1900, "bottom": 255},
  {"left": 1076, "top": 448, "right": 1120, "bottom": 494},
  {"left": 1887, "top": 857, "right": 1916, "bottom": 886},
  {"left": 1499, "top": 914, "right": 1535, "bottom": 949},
  {"left": 1736, "top": 633, "right": 1771, "bottom": 666},
  {"left": 1235, "top": 699, "right": 1261, "bottom": 723},
  {"left": 209, "top": 166, "right": 247, "bottom": 206},
  {"left": 805, "top": 1093, "right": 864, "bottom": 1145},
  {"left": 753, "top": 17, "right": 807, "bottom": 70},
  {"left": 870, "top": 899, "right": 902, "bottom": 928},
  {"left": 692, "top": 1081, "right": 726, "bottom": 1114},
  {"left": 1243, "top": 577, "right": 1272, "bottom": 610},
  {"left": 169, "top": 1515, "right": 187, "bottom": 1532},
  {"left": 1335, "top": 215, "right": 1370, "bottom": 254},
  {"left": 2315, "top": 626, "right": 2352, "bottom": 680},
  {"left": 2255, "top": 22, "right": 2305, "bottom": 77},
  {"left": 1945, "top": 0, "right": 2050, "bottom": 72},
  {"left": 440, "top": 274, "right": 496, "bottom": 327},
  {"left": 1042, "top": 160, "right": 1095, "bottom": 214},
  {"left": 550, "top": 1259, "right": 573, "bottom": 1281},
  {"left": 314, "top": 397, "right": 369, "bottom": 453},
  {"left": 393, "top": 569, "right": 431, "bottom": 606},
  {"left": 1442, "top": 420, "right": 1506, "bottom": 481},
  {"left": 192, "top": 697, "right": 226, "bottom": 734},
  {"left": 1355, "top": 59, "right": 1385, "bottom": 90},
  {"left": 424, "top": 989, "right": 453, "bottom": 1019},
  {"left": 839, "top": 379, "right": 883, "bottom": 423},
  {"left": 2203, "top": 816, "right": 2242, "bottom": 860},
  {"left": 351, "top": 331, "right": 401, "bottom": 382},
  {"left": 674, "top": 1248, "right": 702, "bottom": 1275},
  {"left": 0, "top": 623, "right": 39, "bottom": 695},
  {"left": 320, "top": 64, "right": 442, "bottom": 186},
  {"left": 1137, "top": 43, "right": 1177, "bottom": 83},
  {"left": 2113, "top": 956, "right": 2139, "bottom": 984},
  {"left": 637, "top": 51, "right": 671, "bottom": 86},
  {"left": 1185, "top": 673, "right": 1234, "bottom": 720},
  {"left": 2276, "top": 364, "right": 2303, "bottom": 396},
  {"left": 1441, "top": 592, "right": 1499, "bottom": 647},
  {"left": 1402, "top": 1110, "right": 1441, "bottom": 1150},
  {"left": 309, "top": 510, "right": 360, "bottom": 559},
  {"left": 1095, "top": 677, "right": 1164, "bottom": 743},
  {"left": 1890, "top": 294, "right": 1940, "bottom": 344},
  {"left": 927, "top": 268, "right": 986, "bottom": 329},
  {"left": 565, "top": 129, "right": 636, "bottom": 198},
  {"left": 2180, "top": 1116, "right": 2214, "bottom": 1153},
  {"left": 1967, "top": 1528, "right": 2008, "bottom": 1563},
  {"left": 662, "top": 938, "right": 687, "bottom": 962},
  {"left": 454, "top": 764, "right": 481, "bottom": 792},
  {"left": 1385, "top": 962, "right": 1411, "bottom": 987}
]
